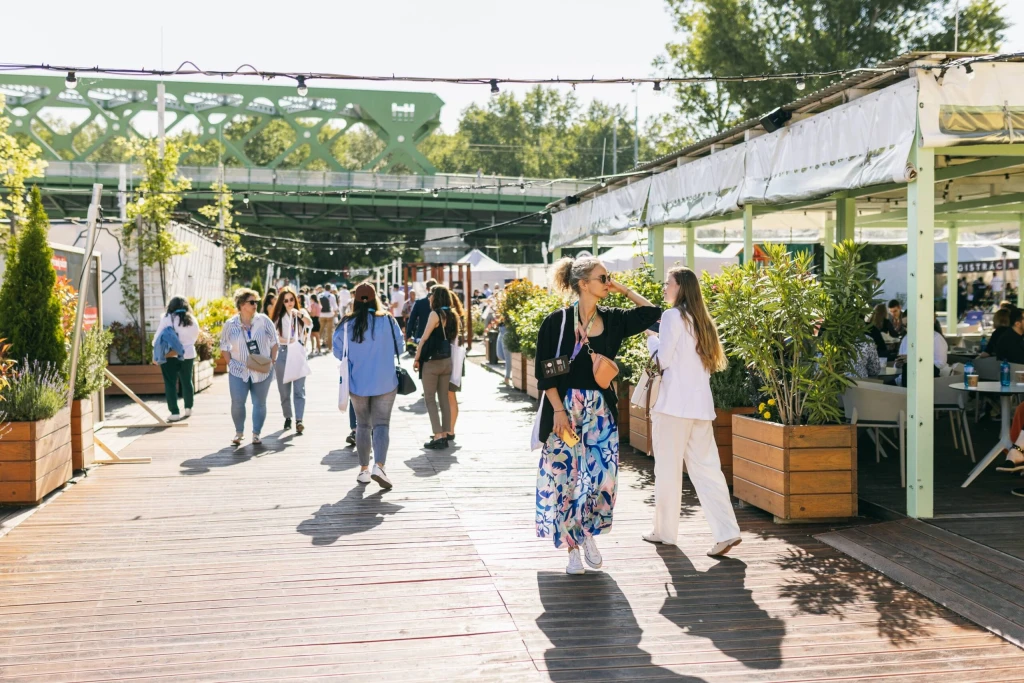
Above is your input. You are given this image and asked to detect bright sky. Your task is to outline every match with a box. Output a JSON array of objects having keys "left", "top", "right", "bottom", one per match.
[{"left": 3, "top": 0, "right": 1023, "bottom": 133}]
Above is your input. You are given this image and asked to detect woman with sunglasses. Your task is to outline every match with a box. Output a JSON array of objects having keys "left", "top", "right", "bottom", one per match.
[
  {"left": 413, "top": 285, "right": 461, "bottom": 450},
  {"left": 643, "top": 267, "right": 742, "bottom": 557},
  {"left": 219, "top": 287, "right": 279, "bottom": 446},
  {"left": 269, "top": 286, "right": 313, "bottom": 433},
  {"left": 534, "top": 256, "right": 660, "bottom": 575}
]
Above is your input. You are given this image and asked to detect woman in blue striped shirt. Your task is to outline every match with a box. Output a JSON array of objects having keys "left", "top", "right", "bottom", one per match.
[{"left": 219, "top": 287, "right": 279, "bottom": 446}]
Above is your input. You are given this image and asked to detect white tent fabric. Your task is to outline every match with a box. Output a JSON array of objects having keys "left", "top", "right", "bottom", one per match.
[
  {"left": 647, "top": 144, "right": 746, "bottom": 226},
  {"left": 597, "top": 244, "right": 738, "bottom": 277},
  {"left": 457, "top": 249, "right": 517, "bottom": 287},
  {"left": 917, "top": 62, "right": 1024, "bottom": 147},
  {"left": 588, "top": 178, "right": 652, "bottom": 237},
  {"left": 876, "top": 243, "right": 1019, "bottom": 303}
]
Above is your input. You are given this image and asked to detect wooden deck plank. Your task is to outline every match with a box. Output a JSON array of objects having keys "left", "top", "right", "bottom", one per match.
[{"left": 0, "top": 353, "right": 1020, "bottom": 681}]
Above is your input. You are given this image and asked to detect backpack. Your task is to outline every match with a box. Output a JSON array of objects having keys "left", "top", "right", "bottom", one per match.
[
  {"left": 309, "top": 295, "right": 322, "bottom": 317},
  {"left": 319, "top": 293, "right": 333, "bottom": 314}
]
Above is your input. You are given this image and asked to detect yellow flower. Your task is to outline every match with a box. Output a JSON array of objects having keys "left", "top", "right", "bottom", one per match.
[
  {"left": 763, "top": 411, "right": 771, "bottom": 419},
  {"left": 767, "top": 398, "right": 775, "bottom": 406},
  {"left": 758, "top": 402, "right": 766, "bottom": 411}
]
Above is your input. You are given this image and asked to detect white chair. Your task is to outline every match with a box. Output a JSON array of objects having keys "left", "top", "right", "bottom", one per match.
[
  {"left": 843, "top": 382, "right": 908, "bottom": 487},
  {"left": 934, "top": 374, "right": 975, "bottom": 463}
]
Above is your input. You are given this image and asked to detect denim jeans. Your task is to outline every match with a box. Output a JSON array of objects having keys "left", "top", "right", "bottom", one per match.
[
  {"left": 228, "top": 374, "right": 273, "bottom": 435},
  {"left": 500, "top": 327, "right": 513, "bottom": 381},
  {"left": 496, "top": 325, "right": 507, "bottom": 362},
  {"left": 350, "top": 390, "right": 397, "bottom": 467},
  {"left": 274, "top": 345, "right": 306, "bottom": 420}
]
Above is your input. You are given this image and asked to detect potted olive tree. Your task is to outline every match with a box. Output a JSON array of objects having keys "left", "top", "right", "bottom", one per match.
[{"left": 710, "top": 242, "right": 876, "bottom": 522}]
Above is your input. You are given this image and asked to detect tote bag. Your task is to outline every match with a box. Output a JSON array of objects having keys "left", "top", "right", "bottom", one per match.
[
  {"left": 282, "top": 315, "right": 312, "bottom": 384},
  {"left": 337, "top": 321, "right": 350, "bottom": 411},
  {"left": 449, "top": 341, "right": 467, "bottom": 389},
  {"left": 630, "top": 352, "right": 662, "bottom": 410}
]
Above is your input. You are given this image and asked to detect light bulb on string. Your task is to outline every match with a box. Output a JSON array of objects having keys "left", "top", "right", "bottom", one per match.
[
  {"left": 296, "top": 75, "right": 308, "bottom": 97},
  {"left": 271, "top": 241, "right": 277, "bottom": 247},
  {"left": 431, "top": 188, "right": 439, "bottom": 198},
  {"left": 795, "top": 77, "right": 806, "bottom": 91},
  {"left": 653, "top": 81, "right": 661, "bottom": 92},
  {"left": 341, "top": 192, "right": 348, "bottom": 202},
  {"left": 329, "top": 249, "right": 334, "bottom": 256},
  {"left": 243, "top": 192, "right": 250, "bottom": 205},
  {"left": 65, "top": 71, "right": 78, "bottom": 90},
  {"left": 365, "top": 248, "right": 371, "bottom": 255},
  {"left": 512, "top": 247, "right": 518, "bottom": 253},
  {"left": 489, "top": 79, "right": 500, "bottom": 95}
]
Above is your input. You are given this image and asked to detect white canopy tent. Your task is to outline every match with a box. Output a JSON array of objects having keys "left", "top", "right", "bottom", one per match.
[
  {"left": 457, "top": 249, "right": 517, "bottom": 289},
  {"left": 598, "top": 243, "right": 737, "bottom": 276},
  {"left": 876, "top": 243, "right": 1019, "bottom": 304}
]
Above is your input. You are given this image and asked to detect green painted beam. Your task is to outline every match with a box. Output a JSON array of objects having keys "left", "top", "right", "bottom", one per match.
[{"left": 936, "top": 144, "right": 1024, "bottom": 157}]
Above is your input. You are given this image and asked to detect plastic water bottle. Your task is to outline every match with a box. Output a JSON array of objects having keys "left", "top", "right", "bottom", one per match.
[
  {"left": 1001, "top": 361, "right": 1011, "bottom": 387},
  {"left": 980, "top": 334, "right": 988, "bottom": 353},
  {"left": 964, "top": 360, "right": 974, "bottom": 387}
]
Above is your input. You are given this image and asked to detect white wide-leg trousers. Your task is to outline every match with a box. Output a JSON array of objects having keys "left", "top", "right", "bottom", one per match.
[{"left": 650, "top": 413, "right": 741, "bottom": 544}]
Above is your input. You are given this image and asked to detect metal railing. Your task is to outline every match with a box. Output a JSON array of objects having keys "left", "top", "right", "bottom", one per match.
[{"left": 42, "top": 161, "right": 587, "bottom": 198}]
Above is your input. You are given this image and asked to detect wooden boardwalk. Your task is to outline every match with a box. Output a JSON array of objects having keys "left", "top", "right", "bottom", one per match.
[{"left": 0, "top": 354, "right": 1022, "bottom": 682}]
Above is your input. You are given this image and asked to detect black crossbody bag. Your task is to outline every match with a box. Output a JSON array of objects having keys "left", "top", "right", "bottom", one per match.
[{"left": 388, "top": 317, "right": 417, "bottom": 395}]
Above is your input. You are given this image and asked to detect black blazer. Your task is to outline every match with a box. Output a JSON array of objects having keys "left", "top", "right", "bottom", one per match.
[
  {"left": 534, "top": 305, "right": 662, "bottom": 443},
  {"left": 407, "top": 297, "right": 432, "bottom": 340}
]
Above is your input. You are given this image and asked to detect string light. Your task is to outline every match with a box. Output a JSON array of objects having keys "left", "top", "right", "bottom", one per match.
[
  {"left": 243, "top": 192, "right": 250, "bottom": 205},
  {"left": 653, "top": 81, "right": 661, "bottom": 92},
  {"left": 64, "top": 71, "right": 77, "bottom": 90},
  {"left": 795, "top": 77, "right": 806, "bottom": 91},
  {"left": 489, "top": 79, "right": 500, "bottom": 94},
  {"left": 341, "top": 192, "right": 348, "bottom": 202},
  {"left": 296, "top": 75, "right": 308, "bottom": 97}
]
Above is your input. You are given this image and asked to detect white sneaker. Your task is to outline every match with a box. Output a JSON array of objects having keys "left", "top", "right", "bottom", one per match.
[
  {"left": 582, "top": 535, "right": 603, "bottom": 569},
  {"left": 166, "top": 413, "right": 183, "bottom": 423},
  {"left": 371, "top": 464, "right": 393, "bottom": 490},
  {"left": 182, "top": 409, "right": 192, "bottom": 419},
  {"left": 356, "top": 469, "right": 372, "bottom": 484},
  {"left": 708, "top": 537, "right": 742, "bottom": 557},
  {"left": 565, "top": 548, "right": 586, "bottom": 575}
]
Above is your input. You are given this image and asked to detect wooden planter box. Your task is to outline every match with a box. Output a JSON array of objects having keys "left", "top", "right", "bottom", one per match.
[
  {"left": 511, "top": 352, "right": 525, "bottom": 391},
  {"left": 70, "top": 398, "right": 95, "bottom": 471},
  {"left": 731, "top": 414, "right": 857, "bottom": 522},
  {"left": 713, "top": 407, "right": 756, "bottom": 487},
  {"left": 525, "top": 357, "right": 540, "bottom": 399},
  {"left": 107, "top": 361, "right": 215, "bottom": 397},
  {"left": 629, "top": 392, "right": 654, "bottom": 456},
  {"left": 615, "top": 381, "right": 632, "bottom": 445},
  {"left": 0, "top": 408, "right": 73, "bottom": 504},
  {"left": 214, "top": 355, "right": 228, "bottom": 374}
]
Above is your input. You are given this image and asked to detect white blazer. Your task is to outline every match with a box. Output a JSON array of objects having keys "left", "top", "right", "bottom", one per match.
[{"left": 646, "top": 307, "right": 716, "bottom": 421}]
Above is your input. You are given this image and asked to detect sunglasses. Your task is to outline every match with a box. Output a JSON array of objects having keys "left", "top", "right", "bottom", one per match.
[
  {"left": 243, "top": 299, "right": 258, "bottom": 306},
  {"left": 587, "top": 274, "right": 612, "bottom": 284}
]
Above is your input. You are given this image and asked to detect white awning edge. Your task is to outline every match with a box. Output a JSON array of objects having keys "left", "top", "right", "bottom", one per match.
[
  {"left": 917, "top": 61, "right": 1024, "bottom": 147},
  {"left": 647, "top": 144, "right": 746, "bottom": 226}
]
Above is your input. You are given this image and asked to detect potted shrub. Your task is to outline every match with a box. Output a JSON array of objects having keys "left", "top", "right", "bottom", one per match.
[
  {"left": 105, "top": 321, "right": 163, "bottom": 395},
  {"left": 0, "top": 361, "right": 71, "bottom": 504},
  {"left": 511, "top": 292, "right": 566, "bottom": 400},
  {"left": 496, "top": 280, "right": 542, "bottom": 392},
  {"left": 68, "top": 327, "right": 112, "bottom": 470},
  {"left": 605, "top": 266, "right": 665, "bottom": 456},
  {"left": 197, "top": 297, "right": 236, "bottom": 374},
  {"left": 710, "top": 243, "right": 876, "bottom": 522}
]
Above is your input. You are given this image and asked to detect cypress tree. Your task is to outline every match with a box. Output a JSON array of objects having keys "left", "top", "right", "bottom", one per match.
[
  {"left": 0, "top": 188, "right": 66, "bottom": 372},
  {"left": 250, "top": 272, "right": 264, "bottom": 302}
]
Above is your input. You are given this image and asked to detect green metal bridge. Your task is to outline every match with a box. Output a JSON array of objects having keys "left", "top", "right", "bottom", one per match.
[{"left": 0, "top": 75, "right": 586, "bottom": 245}]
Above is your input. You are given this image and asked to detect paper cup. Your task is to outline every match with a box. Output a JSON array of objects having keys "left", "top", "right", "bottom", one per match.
[
  {"left": 1016, "top": 370, "right": 1024, "bottom": 384},
  {"left": 968, "top": 374, "right": 979, "bottom": 387}
]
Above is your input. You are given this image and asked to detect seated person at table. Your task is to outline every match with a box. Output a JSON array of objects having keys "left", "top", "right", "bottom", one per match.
[
  {"left": 897, "top": 316, "right": 948, "bottom": 387},
  {"left": 850, "top": 333, "right": 882, "bottom": 379},
  {"left": 866, "top": 303, "right": 894, "bottom": 359},
  {"left": 978, "top": 308, "right": 1010, "bottom": 358},
  {"left": 888, "top": 299, "right": 906, "bottom": 338},
  {"left": 994, "top": 308, "right": 1024, "bottom": 364}
]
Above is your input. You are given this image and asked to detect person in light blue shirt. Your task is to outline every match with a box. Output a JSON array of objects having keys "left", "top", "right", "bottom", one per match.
[{"left": 333, "top": 283, "right": 403, "bottom": 490}]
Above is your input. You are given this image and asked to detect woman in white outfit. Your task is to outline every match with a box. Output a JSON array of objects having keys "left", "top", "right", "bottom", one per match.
[{"left": 643, "top": 266, "right": 743, "bottom": 557}]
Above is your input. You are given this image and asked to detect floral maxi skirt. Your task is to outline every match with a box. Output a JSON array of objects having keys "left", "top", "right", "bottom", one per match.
[{"left": 536, "top": 389, "right": 619, "bottom": 549}]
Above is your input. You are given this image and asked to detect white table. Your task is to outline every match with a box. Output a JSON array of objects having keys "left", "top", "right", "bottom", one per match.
[{"left": 952, "top": 381, "right": 1024, "bottom": 487}]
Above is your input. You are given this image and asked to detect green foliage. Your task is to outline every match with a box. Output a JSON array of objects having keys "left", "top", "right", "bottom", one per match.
[
  {"left": 107, "top": 322, "right": 152, "bottom": 365},
  {"left": 511, "top": 293, "right": 567, "bottom": 359},
  {"left": 0, "top": 97, "right": 47, "bottom": 232},
  {"left": 658, "top": 0, "right": 1009, "bottom": 139},
  {"left": 0, "top": 188, "right": 66, "bottom": 374},
  {"left": 604, "top": 265, "right": 667, "bottom": 385},
  {"left": 249, "top": 273, "right": 265, "bottom": 302},
  {"left": 196, "top": 180, "right": 247, "bottom": 276},
  {"left": 495, "top": 279, "right": 544, "bottom": 353},
  {"left": 709, "top": 355, "right": 754, "bottom": 410},
  {"left": 707, "top": 242, "right": 879, "bottom": 425},
  {"left": 1, "top": 360, "right": 67, "bottom": 422},
  {"left": 121, "top": 137, "right": 191, "bottom": 267},
  {"left": 69, "top": 327, "right": 112, "bottom": 400}
]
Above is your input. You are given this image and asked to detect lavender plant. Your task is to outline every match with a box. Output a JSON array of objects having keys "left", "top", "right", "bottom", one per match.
[{"left": 1, "top": 360, "right": 67, "bottom": 422}]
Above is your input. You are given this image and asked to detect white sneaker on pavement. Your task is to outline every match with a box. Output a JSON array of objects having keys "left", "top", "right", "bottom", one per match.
[
  {"left": 708, "top": 537, "right": 742, "bottom": 557},
  {"left": 182, "top": 409, "right": 192, "bottom": 419},
  {"left": 356, "top": 470, "right": 372, "bottom": 484},
  {"left": 166, "top": 413, "right": 183, "bottom": 423},
  {"left": 582, "top": 535, "right": 603, "bottom": 569},
  {"left": 371, "top": 464, "right": 393, "bottom": 489},
  {"left": 565, "top": 548, "right": 586, "bottom": 575}
]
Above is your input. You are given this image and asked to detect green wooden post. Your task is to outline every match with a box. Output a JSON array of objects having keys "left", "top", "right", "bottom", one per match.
[
  {"left": 836, "top": 196, "right": 856, "bottom": 243},
  {"left": 823, "top": 214, "right": 836, "bottom": 273},
  {"left": 686, "top": 222, "right": 696, "bottom": 270},
  {"left": 592, "top": 235, "right": 599, "bottom": 257},
  {"left": 1019, "top": 216, "right": 1024, "bottom": 310},
  {"left": 947, "top": 223, "right": 958, "bottom": 330},
  {"left": 553, "top": 247, "right": 562, "bottom": 261},
  {"left": 649, "top": 226, "right": 665, "bottom": 280},
  {"left": 743, "top": 204, "right": 754, "bottom": 265},
  {"left": 906, "top": 142, "right": 935, "bottom": 519}
]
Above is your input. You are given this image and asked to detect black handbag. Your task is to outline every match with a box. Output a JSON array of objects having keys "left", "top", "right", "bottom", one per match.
[{"left": 389, "top": 316, "right": 417, "bottom": 395}]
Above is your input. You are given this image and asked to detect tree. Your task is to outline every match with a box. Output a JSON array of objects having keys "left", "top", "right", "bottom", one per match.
[
  {"left": 657, "top": 0, "right": 1010, "bottom": 140},
  {"left": 0, "top": 96, "right": 47, "bottom": 234},
  {"left": 0, "top": 188, "right": 66, "bottom": 372},
  {"left": 250, "top": 272, "right": 265, "bottom": 302},
  {"left": 197, "top": 179, "right": 247, "bottom": 277},
  {"left": 122, "top": 137, "right": 192, "bottom": 267}
]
